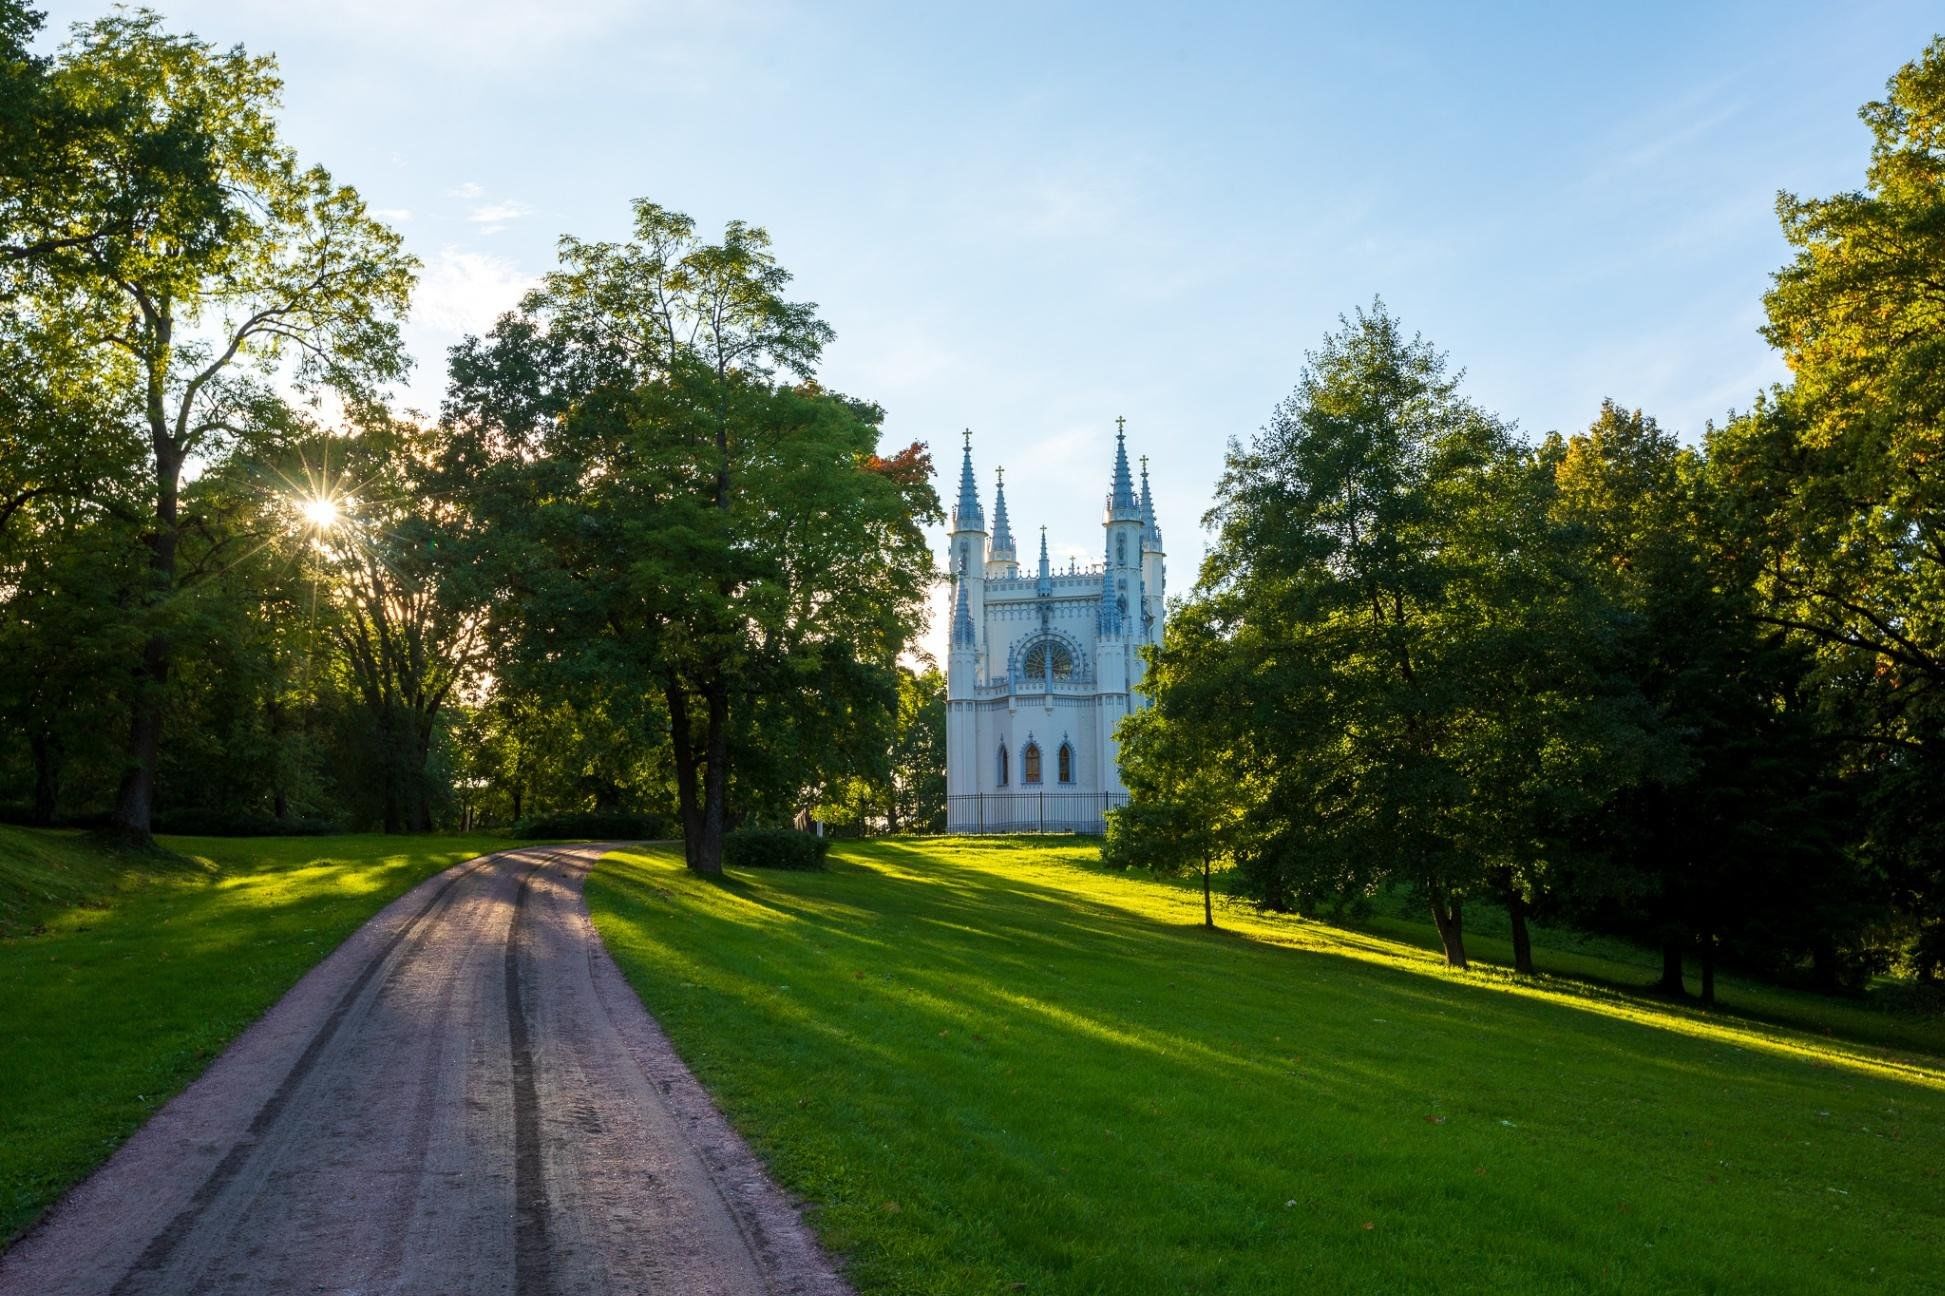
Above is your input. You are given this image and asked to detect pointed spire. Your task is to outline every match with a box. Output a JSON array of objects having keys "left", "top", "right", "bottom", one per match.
[
  {"left": 951, "top": 573, "right": 976, "bottom": 648},
  {"left": 952, "top": 428, "right": 984, "bottom": 532},
  {"left": 1097, "top": 530, "right": 1121, "bottom": 637},
  {"left": 1139, "top": 453, "right": 1163, "bottom": 550},
  {"left": 990, "top": 466, "right": 1015, "bottom": 560},
  {"left": 1106, "top": 416, "right": 1139, "bottom": 520},
  {"left": 1037, "top": 525, "right": 1050, "bottom": 580}
]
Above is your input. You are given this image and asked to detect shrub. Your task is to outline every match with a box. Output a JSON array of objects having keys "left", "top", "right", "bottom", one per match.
[
  {"left": 723, "top": 827, "right": 829, "bottom": 871},
  {"left": 150, "top": 809, "right": 341, "bottom": 837},
  {"left": 514, "top": 811, "right": 665, "bottom": 841}
]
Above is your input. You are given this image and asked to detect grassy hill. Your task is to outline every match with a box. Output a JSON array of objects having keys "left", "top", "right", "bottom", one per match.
[
  {"left": 588, "top": 837, "right": 1945, "bottom": 1296},
  {"left": 0, "top": 826, "right": 513, "bottom": 1243}
]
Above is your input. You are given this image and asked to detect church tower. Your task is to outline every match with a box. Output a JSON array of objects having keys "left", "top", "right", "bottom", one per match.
[
  {"left": 941, "top": 419, "right": 1165, "bottom": 832},
  {"left": 986, "top": 466, "right": 1018, "bottom": 579},
  {"left": 1095, "top": 419, "right": 1146, "bottom": 794},
  {"left": 946, "top": 431, "right": 986, "bottom": 805}
]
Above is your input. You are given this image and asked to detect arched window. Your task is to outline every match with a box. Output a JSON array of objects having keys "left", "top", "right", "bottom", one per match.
[
  {"left": 997, "top": 743, "right": 1009, "bottom": 786},
  {"left": 1021, "top": 638, "right": 1074, "bottom": 683},
  {"left": 1022, "top": 742, "right": 1042, "bottom": 784},
  {"left": 1058, "top": 742, "right": 1074, "bottom": 784},
  {"left": 1117, "top": 533, "right": 1127, "bottom": 566}
]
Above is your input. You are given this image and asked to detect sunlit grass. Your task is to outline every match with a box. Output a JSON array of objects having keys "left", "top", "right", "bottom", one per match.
[
  {"left": 0, "top": 826, "right": 513, "bottom": 1243},
  {"left": 588, "top": 836, "right": 1945, "bottom": 1296}
]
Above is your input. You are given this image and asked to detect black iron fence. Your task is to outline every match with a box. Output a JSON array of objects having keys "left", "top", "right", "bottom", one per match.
[{"left": 948, "top": 791, "right": 1128, "bottom": 836}]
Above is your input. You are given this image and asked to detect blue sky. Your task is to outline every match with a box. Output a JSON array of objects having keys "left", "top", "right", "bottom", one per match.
[{"left": 37, "top": 1, "right": 1943, "bottom": 655}]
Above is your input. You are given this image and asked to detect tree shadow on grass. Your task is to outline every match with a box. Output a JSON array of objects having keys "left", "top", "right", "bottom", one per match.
[{"left": 603, "top": 839, "right": 1945, "bottom": 1095}]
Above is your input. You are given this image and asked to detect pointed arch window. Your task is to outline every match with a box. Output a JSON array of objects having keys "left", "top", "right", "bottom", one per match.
[
  {"left": 1058, "top": 742, "right": 1074, "bottom": 784},
  {"left": 1023, "top": 741, "right": 1042, "bottom": 785},
  {"left": 997, "top": 743, "right": 1009, "bottom": 787}
]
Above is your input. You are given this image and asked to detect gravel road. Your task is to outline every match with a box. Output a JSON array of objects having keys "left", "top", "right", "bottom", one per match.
[{"left": 0, "top": 845, "right": 851, "bottom": 1296}]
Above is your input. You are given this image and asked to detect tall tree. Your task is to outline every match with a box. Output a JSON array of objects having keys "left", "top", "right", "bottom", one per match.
[
  {"left": 15, "top": 12, "right": 415, "bottom": 839},
  {"left": 309, "top": 422, "right": 489, "bottom": 833},
  {"left": 441, "top": 201, "right": 937, "bottom": 873},
  {"left": 1555, "top": 404, "right": 1857, "bottom": 1002},
  {"left": 1141, "top": 304, "right": 1525, "bottom": 967},
  {"left": 1714, "top": 37, "right": 1945, "bottom": 978},
  {"left": 1104, "top": 673, "right": 1245, "bottom": 929}
]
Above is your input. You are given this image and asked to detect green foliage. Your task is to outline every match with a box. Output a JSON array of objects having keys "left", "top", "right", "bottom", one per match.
[
  {"left": 588, "top": 838, "right": 1945, "bottom": 1296},
  {"left": 148, "top": 808, "right": 340, "bottom": 836},
  {"left": 513, "top": 811, "right": 666, "bottom": 841},
  {"left": 0, "top": 10, "right": 417, "bottom": 840},
  {"left": 817, "top": 665, "right": 947, "bottom": 834},
  {"left": 438, "top": 199, "right": 937, "bottom": 873},
  {"left": 722, "top": 826, "right": 829, "bottom": 871},
  {"left": 1713, "top": 36, "right": 1945, "bottom": 981},
  {"left": 1138, "top": 303, "right": 1574, "bottom": 965}
]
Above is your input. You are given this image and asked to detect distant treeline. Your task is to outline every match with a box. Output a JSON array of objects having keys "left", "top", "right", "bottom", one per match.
[{"left": 1107, "top": 38, "right": 1945, "bottom": 994}]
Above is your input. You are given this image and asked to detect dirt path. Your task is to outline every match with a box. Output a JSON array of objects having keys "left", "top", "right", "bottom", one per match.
[{"left": 0, "top": 845, "right": 851, "bottom": 1296}]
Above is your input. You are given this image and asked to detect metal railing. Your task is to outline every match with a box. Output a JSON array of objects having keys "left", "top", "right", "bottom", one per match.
[{"left": 947, "top": 791, "right": 1127, "bottom": 836}]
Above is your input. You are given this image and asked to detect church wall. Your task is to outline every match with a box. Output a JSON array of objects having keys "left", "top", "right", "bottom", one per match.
[{"left": 942, "top": 433, "right": 1162, "bottom": 832}]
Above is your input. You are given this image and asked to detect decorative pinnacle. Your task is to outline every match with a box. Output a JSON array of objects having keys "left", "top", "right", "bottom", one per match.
[
  {"left": 1107, "top": 417, "right": 1139, "bottom": 519},
  {"left": 951, "top": 573, "right": 976, "bottom": 647},
  {"left": 953, "top": 427, "right": 984, "bottom": 531},
  {"left": 990, "top": 464, "right": 1016, "bottom": 558},
  {"left": 1140, "top": 451, "right": 1162, "bottom": 549}
]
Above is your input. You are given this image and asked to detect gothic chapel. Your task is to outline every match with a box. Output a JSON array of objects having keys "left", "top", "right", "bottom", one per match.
[{"left": 945, "top": 422, "right": 1165, "bottom": 833}]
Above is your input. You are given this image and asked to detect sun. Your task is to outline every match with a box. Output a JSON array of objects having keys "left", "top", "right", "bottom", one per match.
[{"left": 300, "top": 496, "right": 340, "bottom": 530}]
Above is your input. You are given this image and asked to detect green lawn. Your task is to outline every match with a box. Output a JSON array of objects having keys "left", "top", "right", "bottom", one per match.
[
  {"left": 588, "top": 837, "right": 1945, "bottom": 1296},
  {"left": 0, "top": 826, "right": 513, "bottom": 1242}
]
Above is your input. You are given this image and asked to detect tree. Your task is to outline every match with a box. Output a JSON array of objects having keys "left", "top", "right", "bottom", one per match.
[
  {"left": 886, "top": 666, "right": 947, "bottom": 833},
  {"left": 12, "top": 12, "right": 414, "bottom": 840},
  {"left": 1146, "top": 303, "right": 1525, "bottom": 967},
  {"left": 1104, "top": 668, "right": 1244, "bottom": 929},
  {"left": 303, "top": 422, "right": 489, "bottom": 832},
  {"left": 1714, "top": 37, "right": 1945, "bottom": 980},
  {"left": 440, "top": 201, "right": 937, "bottom": 873},
  {"left": 1554, "top": 403, "right": 1860, "bottom": 1003}
]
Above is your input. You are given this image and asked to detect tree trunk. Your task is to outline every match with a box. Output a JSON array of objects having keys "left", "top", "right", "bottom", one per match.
[
  {"left": 665, "top": 678, "right": 705, "bottom": 869},
  {"left": 1428, "top": 888, "right": 1468, "bottom": 969},
  {"left": 1699, "top": 931, "right": 1717, "bottom": 1008},
  {"left": 1202, "top": 850, "right": 1214, "bottom": 929},
  {"left": 1810, "top": 940, "right": 1841, "bottom": 993},
  {"left": 1656, "top": 937, "right": 1686, "bottom": 996},
  {"left": 511, "top": 784, "right": 524, "bottom": 824},
  {"left": 693, "top": 680, "right": 730, "bottom": 874},
  {"left": 266, "top": 696, "right": 289, "bottom": 821},
  {"left": 112, "top": 632, "right": 169, "bottom": 842},
  {"left": 1507, "top": 890, "right": 1534, "bottom": 976},
  {"left": 111, "top": 437, "right": 182, "bottom": 844},
  {"left": 29, "top": 729, "right": 59, "bottom": 825},
  {"left": 410, "top": 721, "right": 435, "bottom": 832}
]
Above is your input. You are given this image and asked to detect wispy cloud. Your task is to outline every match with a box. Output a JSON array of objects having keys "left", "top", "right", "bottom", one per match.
[
  {"left": 411, "top": 246, "right": 537, "bottom": 334},
  {"left": 468, "top": 200, "right": 533, "bottom": 233},
  {"left": 372, "top": 207, "right": 413, "bottom": 224},
  {"left": 1581, "top": 77, "right": 1750, "bottom": 190},
  {"left": 449, "top": 181, "right": 485, "bottom": 200}
]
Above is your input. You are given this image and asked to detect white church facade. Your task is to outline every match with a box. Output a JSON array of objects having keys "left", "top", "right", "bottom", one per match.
[{"left": 944, "top": 422, "right": 1165, "bottom": 834}]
